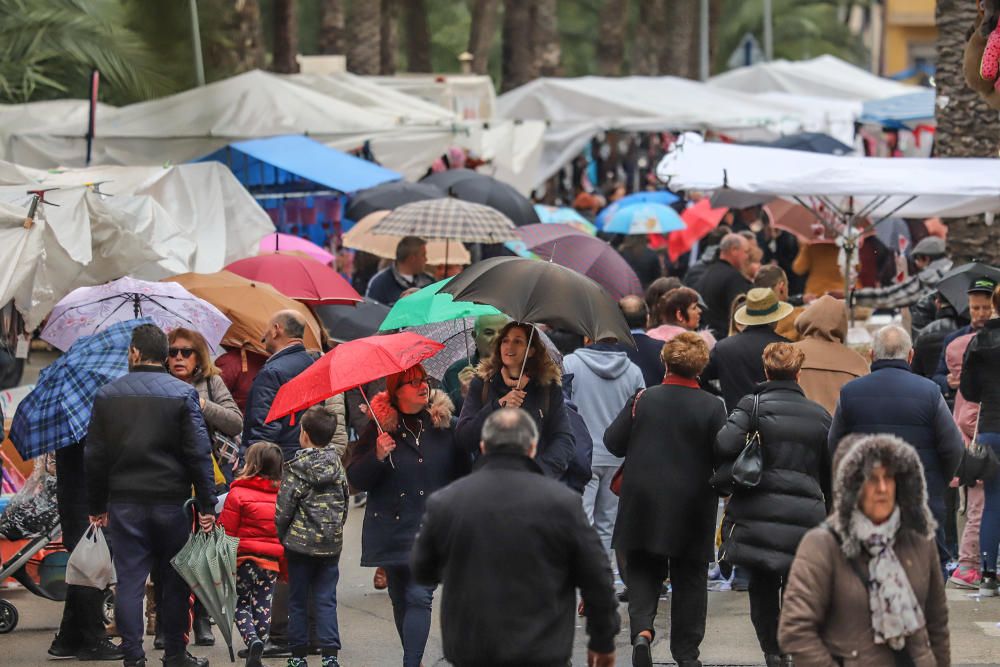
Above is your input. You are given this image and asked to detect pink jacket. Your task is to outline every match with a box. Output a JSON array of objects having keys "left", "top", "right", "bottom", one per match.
[{"left": 947, "top": 332, "right": 979, "bottom": 444}]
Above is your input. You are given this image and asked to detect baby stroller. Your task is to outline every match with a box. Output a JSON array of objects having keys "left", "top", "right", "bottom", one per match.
[{"left": 0, "top": 518, "right": 68, "bottom": 633}]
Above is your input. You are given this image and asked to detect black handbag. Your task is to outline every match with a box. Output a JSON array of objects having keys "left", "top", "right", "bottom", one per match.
[{"left": 731, "top": 393, "right": 763, "bottom": 489}]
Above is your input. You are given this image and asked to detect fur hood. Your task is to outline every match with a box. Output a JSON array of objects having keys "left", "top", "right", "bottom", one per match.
[
  {"left": 829, "top": 434, "right": 936, "bottom": 559},
  {"left": 368, "top": 388, "right": 454, "bottom": 432},
  {"left": 475, "top": 356, "right": 562, "bottom": 387}
]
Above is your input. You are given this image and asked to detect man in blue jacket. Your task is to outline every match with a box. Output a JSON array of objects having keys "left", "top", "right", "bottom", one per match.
[
  {"left": 364, "top": 236, "right": 435, "bottom": 306},
  {"left": 829, "top": 324, "right": 964, "bottom": 570},
  {"left": 242, "top": 310, "right": 315, "bottom": 460},
  {"left": 85, "top": 324, "right": 217, "bottom": 667}
]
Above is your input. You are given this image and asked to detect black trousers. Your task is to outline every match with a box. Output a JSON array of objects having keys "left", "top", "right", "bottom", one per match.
[
  {"left": 625, "top": 550, "right": 707, "bottom": 663},
  {"left": 56, "top": 505, "right": 108, "bottom": 648},
  {"left": 747, "top": 568, "right": 784, "bottom": 656}
]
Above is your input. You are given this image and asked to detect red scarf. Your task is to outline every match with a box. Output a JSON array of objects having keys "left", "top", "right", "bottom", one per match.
[{"left": 662, "top": 374, "right": 700, "bottom": 388}]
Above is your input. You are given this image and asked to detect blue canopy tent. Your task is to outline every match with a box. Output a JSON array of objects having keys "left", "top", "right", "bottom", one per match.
[
  {"left": 198, "top": 135, "right": 401, "bottom": 246},
  {"left": 859, "top": 89, "right": 935, "bottom": 129}
]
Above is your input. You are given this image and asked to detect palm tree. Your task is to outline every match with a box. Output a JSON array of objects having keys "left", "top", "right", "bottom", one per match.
[
  {"left": 0, "top": 0, "right": 168, "bottom": 103},
  {"left": 404, "top": 0, "right": 432, "bottom": 72},
  {"left": 662, "top": 0, "right": 700, "bottom": 78},
  {"left": 533, "top": 0, "right": 561, "bottom": 76},
  {"left": 379, "top": 0, "right": 398, "bottom": 74},
  {"left": 318, "top": 0, "right": 345, "bottom": 55},
  {"left": 468, "top": 0, "right": 500, "bottom": 75},
  {"left": 271, "top": 0, "right": 299, "bottom": 73},
  {"left": 501, "top": 0, "right": 536, "bottom": 91},
  {"left": 347, "top": 0, "right": 380, "bottom": 75},
  {"left": 935, "top": 0, "right": 1000, "bottom": 263}
]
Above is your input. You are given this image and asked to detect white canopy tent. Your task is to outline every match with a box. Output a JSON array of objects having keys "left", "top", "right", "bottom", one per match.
[{"left": 709, "top": 55, "right": 920, "bottom": 101}]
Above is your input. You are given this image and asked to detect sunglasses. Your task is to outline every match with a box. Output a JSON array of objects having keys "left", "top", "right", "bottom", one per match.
[{"left": 168, "top": 347, "right": 196, "bottom": 359}]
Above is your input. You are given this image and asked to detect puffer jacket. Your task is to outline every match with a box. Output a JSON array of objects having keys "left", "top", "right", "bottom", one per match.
[
  {"left": 792, "top": 296, "right": 869, "bottom": 415},
  {"left": 219, "top": 476, "right": 283, "bottom": 561},
  {"left": 275, "top": 446, "right": 349, "bottom": 557},
  {"left": 960, "top": 318, "right": 1000, "bottom": 434},
  {"left": 779, "top": 435, "right": 950, "bottom": 667},
  {"left": 715, "top": 380, "right": 832, "bottom": 574}
]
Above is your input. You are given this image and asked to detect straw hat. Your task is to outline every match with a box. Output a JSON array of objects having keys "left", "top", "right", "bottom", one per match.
[{"left": 734, "top": 288, "right": 794, "bottom": 327}]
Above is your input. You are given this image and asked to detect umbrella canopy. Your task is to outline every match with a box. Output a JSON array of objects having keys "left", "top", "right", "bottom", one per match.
[
  {"left": 314, "top": 298, "right": 390, "bottom": 343},
  {"left": 747, "top": 132, "right": 854, "bottom": 155},
  {"left": 41, "top": 277, "right": 231, "bottom": 354},
  {"left": 532, "top": 205, "right": 597, "bottom": 234},
  {"left": 164, "top": 271, "right": 323, "bottom": 354},
  {"left": 369, "top": 198, "right": 518, "bottom": 243},
  {"left": 421, "top": 168, "right": 540, "bottom": 226},
  {"left": 603, "top": 203, "right": 686, "bottom": 235},
  {"left": 441, "top": 257, "right": 635, "bottom": 345},
  {"left": 764, "top": 199, "right": 839, "bottom": 244},
  {"left": 649, "top": 199, "right": 729, "bottom": 262},
  {"left": 379, "top": 277, "right": 503, "bottom": 331},
  {"left": 259, "top": 233, "right": 334, "bottom": 265},
  {"left": 345, "top": 181, "right": 445, "bottom": 221},
  {"left": 9, "top": 318, "right": 152, "bottom": 460},
  {"left": 225, "top": 254, "right": 362, "bottom": 306},
  {"left": 342, "top": 211, "right": 471, "bottom": 265},
  {"left": 595, "top": 191, "right": 680, "bottom": 228},
  {"left": 936, "top": 262, "right": 1000, "bottom": 315},
  {"left": 266, "top": 332, "right": 445, "bottom": 423}
]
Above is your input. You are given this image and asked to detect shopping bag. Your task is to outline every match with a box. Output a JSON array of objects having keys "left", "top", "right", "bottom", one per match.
[{"left": 65, "top": 523, "right": 117, "bottom": 589}]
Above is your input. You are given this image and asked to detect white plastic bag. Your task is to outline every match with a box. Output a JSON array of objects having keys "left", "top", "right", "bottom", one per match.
[{"left": 65, "top": 524, "right": 117, "bottom": 589}]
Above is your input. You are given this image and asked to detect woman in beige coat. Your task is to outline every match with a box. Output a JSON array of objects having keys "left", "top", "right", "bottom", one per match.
[
  {"left": 778, "top": 434, "right": 950, "bottom": 666},
  {"left": 791, "top": 296, "right": 869, "bottom": 414}
]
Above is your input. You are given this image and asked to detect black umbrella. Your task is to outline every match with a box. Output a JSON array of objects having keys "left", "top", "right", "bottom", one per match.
[
  {"left": 421, "top": 169, "right": 541, "bottom": 226},
  {"left": 747, "top": 132, "right": 853, "bottom": 155},
  {"left": 313, "top": 299, "right": 390, "bottom": 343},
  {"left": 935, "top": 262, "right": 1000, "bottom": 315},
  {"left": 440, "top": 257, "right": 634, "bottom": 346},
  {"left": 345, "top": 181, "right": 445, "bottom": 221}
]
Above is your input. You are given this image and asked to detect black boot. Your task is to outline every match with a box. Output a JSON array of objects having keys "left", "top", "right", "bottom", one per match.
[
  {"left": 153, "top": 619, "right": 165, "bottom": 651},
  {"left": 192, "top": 602, "right": 215, "bottom": 647},
  {"left": 162, "top": 651, "right": 209, "bottom": 667},
  {"left": 765, "top": 654, "right": 783, "bottom": 667},
  {"left": 632, "top": 634, "right": 652, "bottom": 667}
]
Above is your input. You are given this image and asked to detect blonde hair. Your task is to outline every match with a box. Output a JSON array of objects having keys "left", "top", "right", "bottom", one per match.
[
  {"left": 661, "top": 332, "right": 710, "bottom": 378},
  {"left": 762, "top": 342, "right": 805, "bottom": 381},
  {"left": 167, "top": 328, "right": 219, "bottom": 379}
]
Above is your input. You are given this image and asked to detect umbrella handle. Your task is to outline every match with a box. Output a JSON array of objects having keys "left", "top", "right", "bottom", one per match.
[
  {"left": 182, "top": 498, "right": 199, "bottom": 534},
  {"left": 358, "top": 384, "right": 394, "bottom": 469},
  {"left": 516, "top": 325, "right": 535, "bottom": 392}
]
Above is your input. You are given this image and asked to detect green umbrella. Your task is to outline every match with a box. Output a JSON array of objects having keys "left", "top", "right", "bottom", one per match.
[{"left": 378, "top": 277, "right": 502, "bottom": 331}]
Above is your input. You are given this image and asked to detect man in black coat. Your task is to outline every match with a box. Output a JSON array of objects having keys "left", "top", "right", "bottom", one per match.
[
  {"left": 242, "top": 310, "right": 315, "bottom": 460},
  {"left": 694, "top": 233, "right": 753, "bottom": 339},
  {"left": 703, "top": 288, "right": 791, "bottom": 412},
  {"left": 411, "top": 408, "right": 619, "bottom": 667},
  {"left": 614, "top": 295, "right": 666, "bottom": 387}
]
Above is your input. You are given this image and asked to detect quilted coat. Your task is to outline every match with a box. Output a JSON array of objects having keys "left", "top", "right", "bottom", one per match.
[{"left": 218, "top": 476, "right": 283, "bottom": 560}]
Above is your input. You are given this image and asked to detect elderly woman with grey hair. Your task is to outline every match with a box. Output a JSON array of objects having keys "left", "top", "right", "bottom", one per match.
[{"left": 778, "top": 434, "right": 950, "bottom": 667}]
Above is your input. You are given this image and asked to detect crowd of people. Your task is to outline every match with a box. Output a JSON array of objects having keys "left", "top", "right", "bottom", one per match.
[{"left": 15, "top": 200, "right": 1000, "bottom": 667}]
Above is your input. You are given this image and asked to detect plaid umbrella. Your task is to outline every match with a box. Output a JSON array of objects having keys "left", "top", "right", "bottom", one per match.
[
  {"left": 9, "top": 318, "right": 152, "bottom": 460},
  {"left": 421, "top": 169, "right": 540, "bottom": 226},
  {"left": 368, "top": 198, "right": 517, "bottom": 243}
]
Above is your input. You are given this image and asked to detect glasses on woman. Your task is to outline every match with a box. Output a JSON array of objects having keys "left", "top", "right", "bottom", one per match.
[
  {"left": 168, "top": 347, "right": 196, "bottom": 359},
  {"left": 401, "top": 376, "right": 428, "bottom": 388}
]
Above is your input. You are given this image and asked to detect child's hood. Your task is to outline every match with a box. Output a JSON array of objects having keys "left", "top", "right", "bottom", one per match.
[{"left": 287, "top": 447, "right": 344, "bottom": 486}]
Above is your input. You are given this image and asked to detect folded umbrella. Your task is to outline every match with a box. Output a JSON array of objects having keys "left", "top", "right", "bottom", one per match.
[
  {"left": 379, "top": 277, "right": 502, "bottom": 331},
  {"left": 226, "top": 254, "right": 362, "bottom": 306},
  {"left": 314, "top": 299, "right": 390, "bottom": 343},
  {"left": 9, "top": 318, "right": 153, "bottom": 460},
  {"left": 440, "top": 257, "right": 634, "bottom": 345},
  {"left": 342, "top": 211, "right": 471, "bottom": 266},
  {"left": 266, "top": 332, "right": 444, "bottom": 425},
  {"left": 936, "top": 262, "right": 1000, "bottom": 315},
  {"left": 369, "top": 198, "right": 518, "bottom": 244},
  {"left": 603, "top": 203, "right": 686, "bottom": 235},
  {"left": 165, "top": 271, "right": 322, "bottom": 354},
  {"left": 41, "top": 277, "right": 231, "bottom": 354},
  {"left": 345, "top": 181, "right": 445, "bottom": 222},
  {"left": 421, "top": 169, "right": 540, "bottom": 226},
  {"left": 259, "top": 233, "right": 334, "bottom": 265},
  {"left": 596, "top": 191, "right": 680, "bottom": 229}
]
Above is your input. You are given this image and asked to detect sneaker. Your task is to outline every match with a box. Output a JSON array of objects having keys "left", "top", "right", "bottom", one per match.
[
  {"left": 320, "top": 656, "right": 339, "bottom": 667},
  {"left": 124, "top": 660, "right": 147, "bottom": 667},
  {"left": 979, "top": 573, "right": 999, "bottom": 597},
  {"left": 287, "top": 658, "right": 308, "bottom": 667},
  {"left": 949, "top": 566, "right": 981, "bottom": 589},
  {"left": 162, "top": 651, "right": 209, "bottom": 667},
  {"left": 632, "top": 634, "right": 652, "bottom": 667},
  {"left": 350, "top": 492, "right": 367, "bottom": 508},
  {"left": 77, "top": 638, "right": 125, "bottom": 661},
  {"left": 245, "top": 639, "right": 264, "bottom": 667},
  {"left": 47, "top": 634, "right": 79, "bottom": 659}
]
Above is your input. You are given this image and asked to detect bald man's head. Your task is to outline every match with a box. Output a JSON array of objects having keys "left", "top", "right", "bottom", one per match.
[
  {"left": 265, "top": 309, "right": 306, "bottom": 354},
  {"left": 619, "top": 295, "right": 648, "bottom": 330}
]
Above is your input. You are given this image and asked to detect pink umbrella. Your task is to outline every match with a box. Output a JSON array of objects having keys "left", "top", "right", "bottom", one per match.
[{"left": 259, "top": 233, "right": 334, "bottom": 265}]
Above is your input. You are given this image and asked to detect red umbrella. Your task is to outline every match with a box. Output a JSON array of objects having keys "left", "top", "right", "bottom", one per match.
[
  {"left": 225, "top": 253, "right": 362, "bottom": 305},
  {"left": 649, "top": 199, "right": 728, "bottom": 262},
  {"left": 265, "top": 332, "right": 444, "bottom": 425}
]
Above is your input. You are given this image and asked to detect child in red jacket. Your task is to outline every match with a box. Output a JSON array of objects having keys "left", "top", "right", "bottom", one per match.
[{"left": 219, "top": 442, "right": 284, "bottom": 667}]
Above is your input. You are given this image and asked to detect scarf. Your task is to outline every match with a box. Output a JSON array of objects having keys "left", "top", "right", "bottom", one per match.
[{"left": 851, "top": 507, "right": 925, "bottom": 651}]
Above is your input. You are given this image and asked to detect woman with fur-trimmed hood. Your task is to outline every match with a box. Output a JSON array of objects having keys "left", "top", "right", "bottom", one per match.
[
  {"left": 346, "top": 364, "right": 467, "bottom": 667},
  {"left": 456, "top": 321, "right": 576, "bottom": 479},
  {"left": 779, "top": 434, "right": 950, "bottom": 667}
]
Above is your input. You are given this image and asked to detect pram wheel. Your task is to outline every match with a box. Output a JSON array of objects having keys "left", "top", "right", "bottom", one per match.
[
  {"left": 0, "top": 599, "right": 18, "bottom": 633},
  {"left": 102, "top": 589, "right": 114, "bottom": 626}
]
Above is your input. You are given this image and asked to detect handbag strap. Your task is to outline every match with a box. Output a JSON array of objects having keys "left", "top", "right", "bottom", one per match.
[
  {"left": 631, "top": 389, "right": 646, "bottom": 419},
  {"left": 749, "top": 393, "right": 760, "bottom": 434}
]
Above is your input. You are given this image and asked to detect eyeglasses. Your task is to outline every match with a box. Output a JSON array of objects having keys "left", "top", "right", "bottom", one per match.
[
  {"left": 401, "top": 376, "right": 428, "bottom": 388},
  {"left": 168, "top": 347, "right": 196, "bottom": 359}
]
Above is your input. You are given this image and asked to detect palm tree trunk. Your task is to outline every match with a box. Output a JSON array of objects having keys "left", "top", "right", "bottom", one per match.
[
  {"left": 501, "top": 0, "right": 537, "bottom": 91},
  {"left": 632, "top": 0, "right": 665, "bottom": 74},
  {"left": 318, "top": 0, "right": 345, "bottom": 55},
  {"left": 347, "top": 0, "right": 381, "bottom": 75},
  {"left": 404, "top": 0, "right": 432, "bottom": 72},
  {"left": 935, "top": 0, "right": 1000, "bottom": 263},
  {"left": 379, "top": 0, "right": 398, "bottom": 74},
  {"left": 661, "top": 0, "right": 699, "bottom": 78},
  {"left": 597, "top": 0, "right": 629, "bottom": 76},
  {"left": 271, "top": 0, "right": 299, "bottom": 73},
  {"left": 468, "top": 0, "right": 500, "bottom": 75},
  {"left": 204, "top": 0, "right": 265, "bottom": 74},
  {"left": 533, "top": 0, "right": 560, "bottom": 77}
]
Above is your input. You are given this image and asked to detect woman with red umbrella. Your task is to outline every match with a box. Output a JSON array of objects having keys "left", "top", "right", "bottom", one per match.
[{"left": 346, "top": 364, "right": 468, "bottom": 667}]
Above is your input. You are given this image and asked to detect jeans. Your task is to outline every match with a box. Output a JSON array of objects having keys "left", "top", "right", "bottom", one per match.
[
  {"left": 56, "top": 507, "right": 108, "bottom": 649},
  {"left": 383, "top": 565, "right": 435, "bottom": 667},
  {"left": 286, "top": 551, "right": 341, "bottom": 657},
  {"left": 108, "top": 503, "right": 191, "bottom": 661},
  {"left": 582, "top": 464, "right": 620, "bottom": 560},
  {"left": 235, "top": 561, "right": 278, "bottom": 646},
  {"left": 979, "top": 433, "right": 1000, "bottom": 573},
  {"left": 747, "top": 569, "right": 785, "bottom": 656}
]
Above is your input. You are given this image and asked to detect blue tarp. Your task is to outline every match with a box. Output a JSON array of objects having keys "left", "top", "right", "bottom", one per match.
[
  {"left": 198, "top": 135, "right": 401, "bottom": 194},
  {"left": 860, "top": 89, "right": 935, "bottom": 128}
]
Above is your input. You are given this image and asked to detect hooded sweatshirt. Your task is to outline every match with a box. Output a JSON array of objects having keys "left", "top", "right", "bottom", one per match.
[
  {"left": 946, "top": 332, "right": 979, "bottom": 443},
  {"left": 792, "top": 295, "right": 869, "bottom": 414},
  {"left": 563, "top": 344, "right": 645, "bottom": 467}
]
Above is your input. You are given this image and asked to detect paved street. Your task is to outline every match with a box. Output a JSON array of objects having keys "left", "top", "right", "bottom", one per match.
[{"left": 3, "top": 503, "right": 1000, "bottom": 666}]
